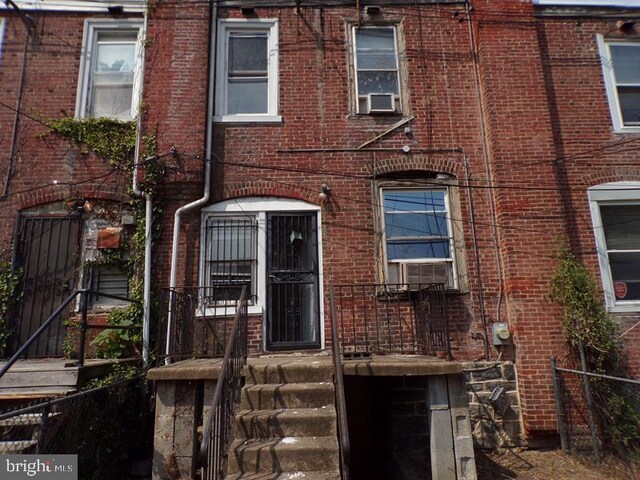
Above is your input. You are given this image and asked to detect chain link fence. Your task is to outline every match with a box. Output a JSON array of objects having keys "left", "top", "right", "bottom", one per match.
[
  {"left": 0, "top": 375, "right": 152, "bottom": 479},
  {"left": 551, "top": 357, "right": 640, "bottom": 461}
]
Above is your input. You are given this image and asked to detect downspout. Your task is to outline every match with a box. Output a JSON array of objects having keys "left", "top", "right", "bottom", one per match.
[
  {"left": 164, "top": 0, "right": 217, "bottom": 364},
  {"left": 132, "top": 7, "right": 151, "bottom": 369},
  {"left": 1, "top": 14, "right": 33, "bottom": 200}
]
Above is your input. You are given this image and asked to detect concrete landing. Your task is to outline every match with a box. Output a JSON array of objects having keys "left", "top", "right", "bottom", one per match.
[
  {"left": 147, "top": 354, "right": 461, "bottom": 381},
  {"left": 0, "top": 358, "right": 136, "bottom": 400}
]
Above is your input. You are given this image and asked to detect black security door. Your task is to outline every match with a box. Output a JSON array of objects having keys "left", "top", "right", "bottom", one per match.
[
  {"left": 11, "top": 215, "right": 82, "bottom": 357},
  {"left": 266, "top": 213, "right": 320, "bottom": 350}
]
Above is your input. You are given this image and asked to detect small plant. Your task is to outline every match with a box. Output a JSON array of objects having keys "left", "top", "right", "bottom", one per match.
[
  {"left": 550, "top": 240, "right": 640, "bottom": 456},
  {"left": 0, "top": 261, "right": 22, "bottom": 353}
]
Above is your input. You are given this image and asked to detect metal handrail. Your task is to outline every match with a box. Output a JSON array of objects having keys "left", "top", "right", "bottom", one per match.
[
  {"left": 0, "top": 289, "right": 138, "bottom": 379},
  {"left": 330, "top": 286, "right": 350, "bottom": 480},
  {"left": 199, "top": 285, "right": 248, "bottom": 479}
]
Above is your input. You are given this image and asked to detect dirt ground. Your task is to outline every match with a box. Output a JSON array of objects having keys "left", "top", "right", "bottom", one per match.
[{"left": 476, "top": 448, "right": 639, "bottom": 480}]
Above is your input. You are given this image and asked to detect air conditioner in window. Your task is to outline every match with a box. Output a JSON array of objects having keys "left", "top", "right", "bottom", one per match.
[
  {"left": 367, "top": 93, "right": 395, "bottom": 113},
  {"left": 387, "top": 261, "right": 452, "bottom": 291}
]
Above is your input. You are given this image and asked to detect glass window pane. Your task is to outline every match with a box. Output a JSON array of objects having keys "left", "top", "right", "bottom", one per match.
[
  {"left": 608, "top": 252, "right": 640, "bottom": 300},
  {"left": 90, "top": 84, "right": 133, "bottom": 118},
  {"left": 617, "top": 87, "right": 640, "bottom": 125},
  {"left": 384, "top": 190, "right": 447, "bottom": 212},
  {"left": 387, "top": 240, "right": 450, "bottom": 260},
  {"left": 610, "top": 45, "right": 640, "bottom": 85},
  {"left": 229, "top": 34, "right": 267, "bottom": 74},
  {"left": 96, "top": 42, "right": 136, "bottom": 73},
  {"left": 357, "top": 71, "right": 398, "bottom": 95},
  {"left": 385, "top": 212, "right": 448, "bottom": 238},
  {"left": 227, "top": 79, "right": 268, "bottom": 114},
  {"left": 356, "top": 28, "right": 395, "bottom": 54},
  {"left": 601, "top": 204, "right": 640, "bottom": 250},
  {"left": 357, "top": 52, "right": 397, "bottom": 70}
]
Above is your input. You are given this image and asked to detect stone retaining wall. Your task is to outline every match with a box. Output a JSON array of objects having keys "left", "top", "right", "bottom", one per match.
[{"left": 463, "top": 361, "right": 525, "bottom": 449}]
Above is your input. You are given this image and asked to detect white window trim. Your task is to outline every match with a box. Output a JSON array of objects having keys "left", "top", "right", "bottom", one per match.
[
  {"left": 597, "top": 35, "right": 640, "bottom": 134},
  {"left": 75, "top": 18, "right": 143, "bottom": 120},
  {"left": 0, "top": 19, "right": 5, "bottom": 67},
  {"left": 200, "top": 197, "right": 324, "bottom": 350},
  {"left": 588, "top": 182, "right": 640, "bottom": 312},
  {"left": 214, "top": 19, "right": 281, "bottom": 123},
  {"left": 380, "top": 187, "right": 459, "bottom": 290},
  {"left": 352, "top": 25, "right": 402, "bottom": 115}
]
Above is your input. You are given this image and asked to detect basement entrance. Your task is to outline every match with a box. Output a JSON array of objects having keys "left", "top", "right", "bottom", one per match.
[{"left": 345, "top": 376, "right": 431, "bottom": 480}]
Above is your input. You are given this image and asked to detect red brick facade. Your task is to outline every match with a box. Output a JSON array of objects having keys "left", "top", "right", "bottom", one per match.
[{"left": 2, "top": 0, "right": 640, "bottom": 442}]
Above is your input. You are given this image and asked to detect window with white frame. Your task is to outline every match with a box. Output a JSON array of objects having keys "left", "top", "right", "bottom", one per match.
[
  {"left": 382, "top": 188, "right": 457, "bottom": 288},
  {"left": 589, "top": 182, "right": 640, "bottom": 311},
  {"left": 200, "top": 198, "right": 322, "bottom": 316},
  {"left": 76, "top": 19, "right": 142, "bottom": 120},
  {"left": 215, "top": 19, "right": 280, "bottom": 122},
  {"left": 353, "top": 26, "right": 402, "bottom": 114},
  {"left": 202, "top": 216, "right": 258, "bottom": 304},
  {"left": 0, "top": 19, "right": 6, "bottom": 66},
  {"left": 598, "top": 36, "right": 640, "bottom": 131}
]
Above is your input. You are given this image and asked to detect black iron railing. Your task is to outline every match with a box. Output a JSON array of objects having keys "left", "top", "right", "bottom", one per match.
[
  {"left": 329, "top": 289, "right": 350, "bottom": 480},
  {"left": 0, "top": 289, "right": 138, "bottom": 380},
  {"left": 158, "top": 286, "right": 257, "bottom": 364},
  {"left": 0, "top": 375, "right": 151, "bottom": 474},
  {"left": 330, "top": 283, "right": 450, "bottom": 357},
  {"left": 199, "top": 285, "right": 249, "bottom": 480}
]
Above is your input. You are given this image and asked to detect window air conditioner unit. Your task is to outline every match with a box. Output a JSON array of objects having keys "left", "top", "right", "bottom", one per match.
[
  {"left": 387, "top": 262, "right": 451, "bottom": 292},
  {"left": 367, "top": 93, "right": 395, "bottom": 113},
  {"left": 405, "top": 262, "right": 450, "bottom": 288}
]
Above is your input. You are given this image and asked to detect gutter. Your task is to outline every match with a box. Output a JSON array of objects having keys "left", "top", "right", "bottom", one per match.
[{"left": 164, "top": 0, "right": 217, "bottom": 364}]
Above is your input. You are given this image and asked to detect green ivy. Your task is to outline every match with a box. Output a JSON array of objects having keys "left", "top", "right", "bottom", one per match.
[
  {"left": 0, "top": 261, "right": 22, "bottom": 353},
  {"left": 48, "top": 117, "right": 162, "bottom": 362},
  {"left": 550, "top": 240, "right": 640, "bottom": 456},
  {"left": 47, "top": 118, "right": 137, "bottom": 170}
]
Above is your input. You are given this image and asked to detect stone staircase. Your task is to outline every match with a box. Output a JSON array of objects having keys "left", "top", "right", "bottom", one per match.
[{"left": 225, "top": 358, "right": 341, "bottom": 480}]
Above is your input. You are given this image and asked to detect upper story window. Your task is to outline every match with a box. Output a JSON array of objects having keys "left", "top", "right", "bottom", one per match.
[
  {"left": 215, "top": 19, "right": 280, "bottom": 123},
  {"left": 589, "top": 182, "right": 640, "bottom": 312},
  {"left": 381, "top": 187, "right": 457, "bottom": 289},
  {"left": 353, "top": 26, "right": 402, "bottom": 115},
  {"left": 76, "top": 19, "right": 142, "bottom": 120},
  {"left": 598, "top": 36, "right": 640, "bottom": 132}
]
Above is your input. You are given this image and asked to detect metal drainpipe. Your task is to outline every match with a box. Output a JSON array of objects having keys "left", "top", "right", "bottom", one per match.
[
  {"left": 132, "top": 7, "right": 152, "bottom": 369},
  {"left": 1, "top": 17, "right": 32, "bottom": 200},
  {"left": 164, "top": 0, "right": 217, "bottom": 364}
]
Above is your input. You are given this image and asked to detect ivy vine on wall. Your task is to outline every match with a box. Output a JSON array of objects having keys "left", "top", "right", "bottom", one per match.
[
  {"left": 48, "top": 117, "right": 163, "bottom": 361},
  {"left": 550, "top": 241, "right": 640, "bottom": 456}
]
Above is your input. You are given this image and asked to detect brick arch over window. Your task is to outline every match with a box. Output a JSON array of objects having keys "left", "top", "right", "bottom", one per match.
[
  {"left": 582, "top": 169, "right": 640, "bottom": 189},
  {"left": 15, "top": 188, "right": 129, "bottom": 212},
  {"left": 222, "top": 181, "right": 322, "bottom": 206},
  {"left": 373, "top": 156, "right": 461, "bottom": 178}
]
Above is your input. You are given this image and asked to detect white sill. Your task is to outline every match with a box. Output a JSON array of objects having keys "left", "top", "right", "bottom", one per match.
[
  {"left": 214, "top": 115, "right": 282, "bottom": 124},
  {"left": 613, "top": 125, "right": 640, "bottom": 134},
  {"left": 607, "top": 303, "right": 640, "bottom": 314},
  {"left": 195, "top": 304, "right": 262, "bottom": 317}
]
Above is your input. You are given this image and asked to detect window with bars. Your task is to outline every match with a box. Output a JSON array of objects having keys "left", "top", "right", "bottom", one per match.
[
  {"left": 202, "top": 216, "right": 258, "bottom": 303},
  {"left": 88, "top": 265, "right": 129, "bottom": 307}
]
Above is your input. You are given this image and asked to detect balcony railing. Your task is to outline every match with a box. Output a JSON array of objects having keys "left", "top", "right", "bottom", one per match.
[
  {"left": 329, "top": 283, "right": 450, "bottom": 358},
  {"left": 158, "top": 286, "right": 255, "bottom": 364}
]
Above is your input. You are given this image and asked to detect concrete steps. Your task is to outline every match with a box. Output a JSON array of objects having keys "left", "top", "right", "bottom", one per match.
[{"left": 225, "top": 358, "right": 341, "bottom": 479}]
